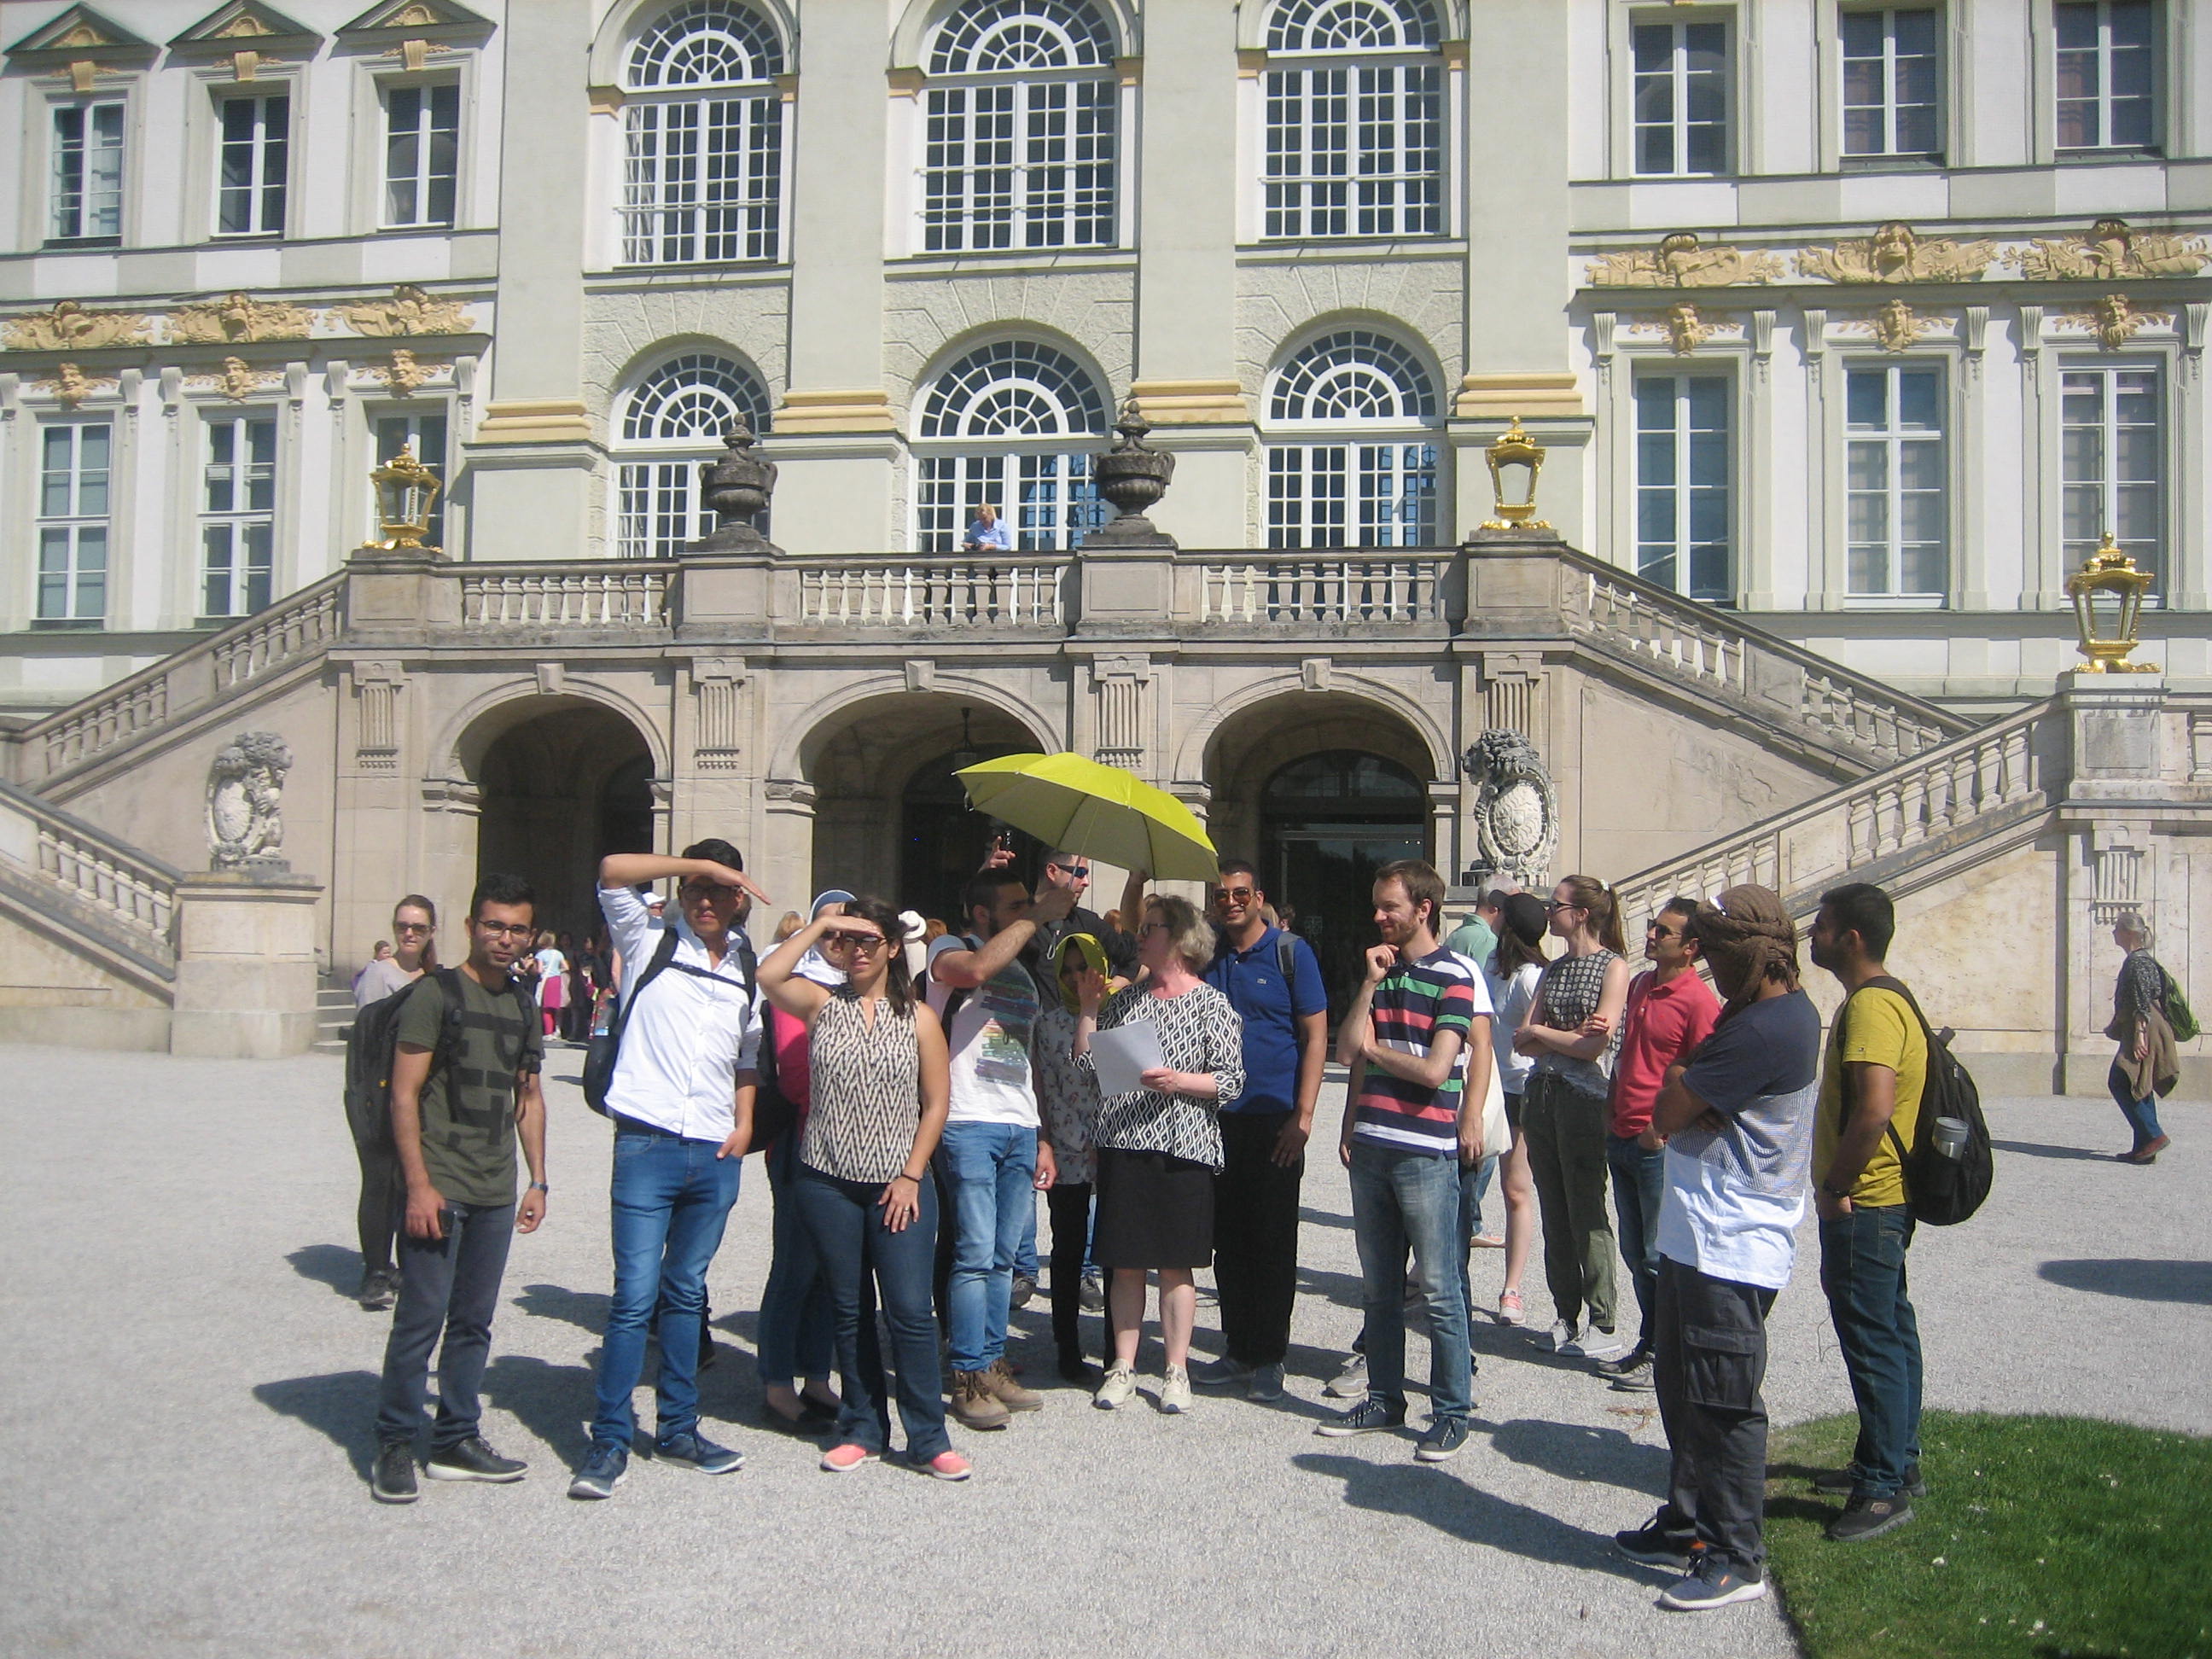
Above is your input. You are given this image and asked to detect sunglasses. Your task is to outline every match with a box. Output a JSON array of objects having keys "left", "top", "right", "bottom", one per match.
[
  {"left": 393, "top": 922, "right": 433, "bottom": 935},
  {"left": 1051, "top": 864, "right": 1091, "bottom": 879},
  {"left": 1217, "top": 887, "right": 1259, "bottom": 902},
  {"left": 1543, "top": 899, "right": 1583, "bottom": 914},
  {"left": 821, "top": 931, "right": 888, "bottom": 955}
]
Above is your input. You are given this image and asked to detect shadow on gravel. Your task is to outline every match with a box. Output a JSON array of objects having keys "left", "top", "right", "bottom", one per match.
[
  {"left": 1293, "top": 1264, "right": 1367, "bottom": 1311},
  {"left": 2038, "top": 1258, "right": 2212, "bottom": 1305},
  {"left": 481, "top": 1354, "right": 597, "bottom": 1463},
  {"left": 512, "top": 1282, "right": 610, "bottom": 1330},
  {"left": 288, "top": 1244, "right": 363, "bottom": 1295},
  {"left": 1992, "top": 1138, "right": 2109, "bottom": 1162},
  {"left": 1295, "top": 1452, "right": 1662, "bottom": 1581},
  {"left": 1488, "top": 1417, "right": 1670, "bottom": 1495},
  {"left": 254, "top": 1370, "right": 381, "bottom": 1480},
  {"left": 1298, "top": 1207, "right": 1354, "bottom": 1233}
]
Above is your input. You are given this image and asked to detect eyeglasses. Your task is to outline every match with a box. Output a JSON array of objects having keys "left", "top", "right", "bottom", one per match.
[
  {"left": 1138, "top": 920, "right": 1171, "bottom": 937},
  {"left": 393, "top": 922, "right": 433, "bottom": 935},
  {"left": 1051, "top": 864, "right": 1091, "bottom": 880},
  {"left": 474, "top": 922, "right": 535, "bottom": 940},
  {"left": 1543, "top": 899, "right": 1583, "bottom": 914},
  {"left": 1217, "top": 887, "right": 1259, "bottom": 903},
  {"left": 678, "top": 882, "right": 740, "bottom": 903},
  {"left": 821, "top": 932, "right": 888, "bottom": 955}
]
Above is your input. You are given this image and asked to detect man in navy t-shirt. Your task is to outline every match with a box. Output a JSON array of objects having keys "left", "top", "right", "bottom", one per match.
[{"left": 1197, "top": 859, "right": 1328, "bottom": 1402}]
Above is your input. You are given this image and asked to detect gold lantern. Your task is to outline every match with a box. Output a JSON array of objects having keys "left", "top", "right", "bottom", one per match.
[
  {"left": 1481, "top": 416, "right": 1551, "bottom": 531},
  {"left": 366, "top": 446, "right": 442, "bottom": 554},
  {"left": 2064, "top": 533, "right": 2159, "bottom": 673}
]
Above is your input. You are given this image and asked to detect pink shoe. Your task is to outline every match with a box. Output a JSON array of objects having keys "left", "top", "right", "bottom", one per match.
[
  {"left": 1472, "top": 1232, "right": 1506, "bottom": 1249},
  {"left": 820, "top": 1443, "right": 876, "bottom": 1473},
  {"left": 923, "top": 1450, "right": 972, "bottom": 1481},
  {"left": 1496, "top": 1289, "right": 1524, "bottom": 1327}
]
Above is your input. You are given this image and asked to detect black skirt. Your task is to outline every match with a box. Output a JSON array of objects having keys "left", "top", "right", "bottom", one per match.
[{"left": 1092, "top": 1145, "right": 1214, "bottom": 1270}]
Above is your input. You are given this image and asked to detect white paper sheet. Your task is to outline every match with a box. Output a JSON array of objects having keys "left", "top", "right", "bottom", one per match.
[{"left": 1089, "top": 1018, "right": 1164, "bottom": 1098}]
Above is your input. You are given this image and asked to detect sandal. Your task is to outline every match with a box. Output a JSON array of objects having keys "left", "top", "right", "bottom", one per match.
[{"left": 1495, "top": 1289, "right": 1524, "bottom": 1327}]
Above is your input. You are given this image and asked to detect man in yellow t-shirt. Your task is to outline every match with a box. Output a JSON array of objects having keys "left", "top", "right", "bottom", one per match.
[{"left": 1808, "top": 882, "right": 1928, "bottom": 1545}]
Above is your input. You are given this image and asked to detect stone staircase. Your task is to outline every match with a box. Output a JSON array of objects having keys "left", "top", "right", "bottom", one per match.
[{"left": 315, "top": 985, "right": 354, "bottom": 1055}]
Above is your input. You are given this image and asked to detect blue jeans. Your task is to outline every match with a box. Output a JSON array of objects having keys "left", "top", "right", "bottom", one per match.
[
  {"left": 375, "top": 1200, "right": 514, "bottom": 1449},
  {"left": 1348, "top": 1143, "right": 1472, "bottom": 1422},
  {"left": 1455, "top": 1152, "right": 1498, "bottom": 1343},
  {"left": 1817, "top": 1202, "right": 1923, "bottom": 1498},
  {"left": 591, "top": 1127, "right": 742, "bottom": 1449},
  {"left": 935, "top": 1121, "right": 1037, "bottom": 1373},
  {"left": 792, "top": 1166, "right": 950, "bottom": 1460},
  {"left": 2108, "top": 1061, "right": 2166, "bottom": 1150},
  {"left": 1607, "top": 1132, "right": 1668, "bottom": 1348},
  {"left": 756, "top": 1131, "right": 837, "bottom": 1388}
]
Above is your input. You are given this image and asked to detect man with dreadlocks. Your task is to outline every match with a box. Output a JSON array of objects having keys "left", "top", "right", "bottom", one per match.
[{"left": 1612, "top": 884, "right": 1819, "bottom": 1612}]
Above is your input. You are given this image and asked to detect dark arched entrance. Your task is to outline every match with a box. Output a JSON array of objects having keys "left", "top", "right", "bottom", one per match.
[
  {"left": 1260, "top": 750, "right": 1428, "bottom": 1016},
  {"left": 901, "top": 744, "right": 1045, "bottom": 927},
  {"left": 475, "top": 701, "right": 655, "bottom": 940}
]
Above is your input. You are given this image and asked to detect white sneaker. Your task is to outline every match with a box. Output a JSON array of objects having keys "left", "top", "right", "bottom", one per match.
[
  {"left": 1324, "top": 1352, "right": 1369, "bottom": 1399},
  {"left": 1093, "top": 1366, "right": 1138, "bottom": 1410},
  {"left": 1157, "top": 1365, "right": 1192, "bottom": 1414},
  {"left": 1545, "top": 1319, "right": 1580, "bottom": 1353},
  {"left": 1563, "top": 1327, "right": 1626, "bottom": 1362}
]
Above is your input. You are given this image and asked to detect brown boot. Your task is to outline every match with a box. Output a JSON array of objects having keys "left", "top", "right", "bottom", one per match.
[
  {"left": 950, "top": 1370, "right": 1011, "bottom": 1429},
  {"left": 984, "top": 1357, "right": 1044, "bottom": 1412}
]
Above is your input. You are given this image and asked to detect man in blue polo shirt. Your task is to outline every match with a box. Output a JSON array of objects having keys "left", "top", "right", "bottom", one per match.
[{"left": 1196, "top": 859, "right": 1328, "bottom": 1403}]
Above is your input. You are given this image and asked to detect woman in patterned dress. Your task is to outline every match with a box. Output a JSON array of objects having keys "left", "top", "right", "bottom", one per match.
[
  {"left": 1034, "top": 931, "right": 1109, "bottom": 1382},
  {"left": 758, "top": 898, "right": 969, "bottom": 1481},
  {"left": 1071, "top": 895, "right": 1245, "bottom": 1415}
]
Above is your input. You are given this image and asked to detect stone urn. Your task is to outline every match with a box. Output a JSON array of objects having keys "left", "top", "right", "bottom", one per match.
[
  {"left": 1083, "top": 401, "right": 1178, "bottom": 549},
  {"left": 687, "top": 421, "right": 783, "bottom": 554}
]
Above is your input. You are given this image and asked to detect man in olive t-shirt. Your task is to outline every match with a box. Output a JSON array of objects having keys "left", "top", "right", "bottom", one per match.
[
  {"left": 1808, "top": 882, "right": 1928, "bottom": 1544},
  {"left": 370, "top": 873, "right": 549, "bottom": 1504}
]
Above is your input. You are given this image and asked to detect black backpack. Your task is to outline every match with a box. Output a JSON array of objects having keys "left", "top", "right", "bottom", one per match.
[
  {"left": 1839, "top": 975, "right": 1994, "bottom": 1227},
  {"left": 344, "top": 968, "right": 535, "bottom": 1149},
  {"left": 582, "top": 927, "right": 760, "bottom": 1120}
]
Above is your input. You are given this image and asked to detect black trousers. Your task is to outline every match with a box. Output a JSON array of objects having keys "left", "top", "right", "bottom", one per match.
[
  {"left": 1046, "top": 1179, "right": 1094, "bottom": 1364},
  {"left": 1651, "top": 1254, "right": 1777, "bottom": 1575},
  {"left": 343, "top": 1089, "right": 401, "bottom": 1279},
  {"left": 1214, "top": 1111, "right": 1305, "bottom": 1368}
]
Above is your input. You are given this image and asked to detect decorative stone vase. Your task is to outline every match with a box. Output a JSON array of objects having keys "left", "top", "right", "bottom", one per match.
[
  {"left": 1084, "top": 402, "right": 1178, "bottom": 549},
  {"left": 687, "top": 422, "right": 783, "bottom": 555}
]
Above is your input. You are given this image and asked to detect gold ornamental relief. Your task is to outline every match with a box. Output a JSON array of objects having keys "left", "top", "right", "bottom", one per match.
[
  {"left": 39, "top": 363, "right": 117, "bottom": 407},
  {"left": 2057, "top": 294, "right": 2170, "bottom": 351},
  {"left": 3, "top": 300, "right": 152, "bottom": 352},
  {"left": 1587, "top": 232, "right": 1786, "bottom": 288},
  {"left": 170, "top": 291, "right": 314, "bottom": 344},
  {"left": 2013, "top": 218, "right": 2209, "bottom": 281},
  {"left": 1796, "top": 222, "right": 1995, "bottom": 284},
  {"left": 335, "top": 283, "right": 478, "bottom": 338}
]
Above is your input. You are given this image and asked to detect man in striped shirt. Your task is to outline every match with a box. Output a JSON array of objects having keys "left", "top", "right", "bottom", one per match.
[{"left": 1318, "top": 859, "right": 1493, "bottom": 1462}]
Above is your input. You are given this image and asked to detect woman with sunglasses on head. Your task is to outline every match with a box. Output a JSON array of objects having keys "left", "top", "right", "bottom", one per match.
[
  {"left": 759, "top": 899, "right": 969, "bottom": 1480},
  {"left": 347, "top": 896, "right": 440, "bottom": 1311}
]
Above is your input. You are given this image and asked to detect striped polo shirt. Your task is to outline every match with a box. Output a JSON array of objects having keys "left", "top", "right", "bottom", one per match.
[{"left": 1352, "top": 946, "right": 1482, "bottom": 1155}]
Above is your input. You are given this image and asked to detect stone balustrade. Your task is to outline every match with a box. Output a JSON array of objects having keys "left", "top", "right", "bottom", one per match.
[
  {"left": 1196, "top": 553, "right": 1450, "bottom": 627},
  {"left": 0, "top": 778, "right": 179, "bottom": 975},
  {"left": 458, "top": 565, "right": 672, "bottom": 628},
  {"left": 790, "top": 556, "right": 1066, "bottom": 629}
]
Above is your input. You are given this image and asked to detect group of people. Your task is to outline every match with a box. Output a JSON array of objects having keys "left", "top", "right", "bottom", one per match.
[{"left": 341, "top": 832, "right": 2184, "bottom": 1614}]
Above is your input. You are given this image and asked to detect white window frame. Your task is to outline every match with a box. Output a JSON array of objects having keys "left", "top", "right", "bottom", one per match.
[
  {"left": 1629, "top": 15, "right": 1732, "bottom": 178},
  {"left": 2060, "top": 361, "right": 2163, "bottom": 595},
  {"left": 200, "top": 412, "right": 279, "bottom": 620},
  {"left": 381, "top": 79, "right": 461, "bottom": 229},
  {"left": 2053, "top": 0, "right": 2159, "bottom": 152},
  {"left": 1839, "top": 7, "right": 1943, "bottom": 161},
  {"left": 911, "top": 339, "right": 1108, "bottom": 553},
  {"left": 35, "top": 421, "right": 113, "bottom": 626},
  {"left": 1262, "top": 330, "right": 1441, "bottom": 549},
  {"left": 48, "top": 97, "right": 126, "bottom": 244},
  {"left": 1843, "top": 360, "right": 1948, "bottom": 605},
  {"left": 613, "top": 354, "right": 774, "bottom": 559},
  {"left": 213, "top": 90, "right": 290, "bottom": 237},
  {"left": 372, "top": 407, "right": 452, "bottom": 551},
  {"left": 619, "top": 1, "right": 788, "bottom": 267},
  {"left": 1632, "top": 371, "right": 1734, "bottom": 602}
]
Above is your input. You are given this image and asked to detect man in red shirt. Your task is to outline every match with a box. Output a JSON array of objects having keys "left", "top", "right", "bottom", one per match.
[{"left": 1598, "top": 896, "right": 1720, "bottom": 1390}]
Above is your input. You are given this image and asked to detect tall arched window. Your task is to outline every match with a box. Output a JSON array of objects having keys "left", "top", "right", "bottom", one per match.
[
  {"left": 620, "top": 2, "right": 786, "bottom": 265},
  {"left": 614, "top": 352, "right": 773, "bottom": 557},
  {"left": 1265, "top": 329, "right": 1440, "bottom": 546},
  {"left": 1262, "top": 0, "right": 1444, "bottom": 241},
  {"left": 914, "top": 340, "right": 1108, "bottom": 551},
  {"left": 922, "top": 0, "right": 1119, "bottom": 253}
]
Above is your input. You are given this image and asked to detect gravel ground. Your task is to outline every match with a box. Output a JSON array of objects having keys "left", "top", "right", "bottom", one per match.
[{"left": 1, "top": 1045, "right": 2202, "bottom": 1659}]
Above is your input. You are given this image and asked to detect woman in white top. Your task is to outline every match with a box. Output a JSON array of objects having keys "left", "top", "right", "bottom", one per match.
[
  {"left": 533, "top": 932, "right": 568, "bottom": 1036},
  {"left": 1481, "top": 893, "right": 1549, "bottom": 1329},
  {"left": 345, "top": 894, "right": 438, "bottom": 1310}
]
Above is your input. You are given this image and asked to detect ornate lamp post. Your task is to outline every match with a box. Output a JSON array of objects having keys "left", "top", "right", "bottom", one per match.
[
  {"left": 2064, "top": 533, "right": 2160, "bottom": 672},
  {"left": 363, "top": 446, "right": 443, "bottom": 555},
  {"left": 1480, "top": 416, "right": 1552, "bottom": 533}
]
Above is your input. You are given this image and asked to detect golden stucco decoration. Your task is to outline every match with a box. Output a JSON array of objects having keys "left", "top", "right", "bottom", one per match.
[
  {"left": 336, "top": 283, "right": 477, "bottom": 338},
  {"left": 2013, "top": 218, "right": 2208, "bottom": 281},
  {"left": 2058, "top": 294, "right": 2168, "bottom": 351},
  {"left": 1665, "top": 303, "right": 1712, "bottom": 354},
  {"left": 1796, "top": 222, "right": 1995, "bottom": 284},
  {"left": 3, "top": 299, "right": 152, "bottom": 352},
  {"left": 1869, "top": 299, "right": 1934, "bottom": 352},
  {"left": 39, "top": 362, "right": 114, "bottom": 407},
  {"left": 170, "top": 290, "right": 314, "bottom": 344},
  {"left": 1588, "top": 232, "right": 1785, "bottom": 288}
]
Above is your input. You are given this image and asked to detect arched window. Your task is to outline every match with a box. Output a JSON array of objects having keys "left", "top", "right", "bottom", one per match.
[
  {"left": 620, "top": 2, "right": 787, "bottom": 265},
  {"left": 1261, "top": 0, "right": 1444, "bottom": 241},
  {"left": 1265, "top": 329, "right": 1440, "bottom": 547},
  {"left": 614, "top": 352, "right": 773, "bottom": 557},
  {"left": 913, "top": 339, "right": 1109, "bottom": 551},
  {"left": 922, "top": 0, "right": 1119, "bottom": 253}
]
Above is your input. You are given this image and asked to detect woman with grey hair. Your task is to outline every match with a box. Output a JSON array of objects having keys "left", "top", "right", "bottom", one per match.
[{"left": 2105, "top": 912, "right": 2178, "bottom": 1163}]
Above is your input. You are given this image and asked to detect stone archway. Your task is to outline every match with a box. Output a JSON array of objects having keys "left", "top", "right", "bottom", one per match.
[{"left": 470, "top": 698, "right": 656, "bottom": 940}]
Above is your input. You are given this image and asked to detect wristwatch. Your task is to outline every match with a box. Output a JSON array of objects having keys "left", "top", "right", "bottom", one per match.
[
  {"left": 528, "top": 1180, "right": 550, "bottom": 1194},
  {"left": 1819, "top": 1178, "right": 1851, "bottom": 1199}
]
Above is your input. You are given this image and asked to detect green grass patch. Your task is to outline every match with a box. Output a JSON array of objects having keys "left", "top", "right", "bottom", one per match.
[{"left": 1766, "top": 1412, "right": 2211, "bottom": 1659}]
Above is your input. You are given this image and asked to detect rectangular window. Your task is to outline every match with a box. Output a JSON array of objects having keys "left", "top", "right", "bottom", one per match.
[
  {"left": 1842, "top": 9, "right": 1941, "bottom": 158},
  {"left": 922, "top": 78, "right": 1116, "bottom": 253},
  {"left": 1632, "top": 20, "right": 1729, "bottom": 177},
  {"left": 201, "top": 416, "right": 277, "bottom": 619},
  {"left": 2062, "top": 365, "right": 2162, "bottom": 591},
  {"left": 383, "top": 83, "right": 459, "bottom": 228},
  {"left": 1263, "top": 63, "right": 1441, "bottom": 239},
  {"left": 50, "top": 101, "right": 125, "bottom": 242},
  {"left": 1845, "top": 364, "right": 1947, "bottom": 599},
  {"left": 1633, "top": 375, "right": 1732, "bottom": 600},
  {"left": 216, "top": 93, "right": 289, "bottom": 236},
  {"left": 916, "top": 452, "right": 1103, "bottom": 551},
  {"left": 36, "top": 422, "right": 112, "bottom": 624},
  {"left": 1264, "top": 443, "right": 1436, "bottom": 549},
  {"left": 2056, "top": 0, "right": 2156, "bottom": 150},
  {"left": 375, "top": 411, "right": 449, "bottom": 550},
  {"left": 620, "top": 93, "right": 783, "bottom": 264}
]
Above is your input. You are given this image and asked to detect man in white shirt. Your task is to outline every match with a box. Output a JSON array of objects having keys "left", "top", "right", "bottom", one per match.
[
  {"left": 927, "top": 867, "right": 1074, "bottom": 1429},
  {"left": 569, "top": 840, "right": 769, "bottom": 1501}
]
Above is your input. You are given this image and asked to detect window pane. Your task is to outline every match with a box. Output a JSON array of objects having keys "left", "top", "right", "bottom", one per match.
[
  {"left": 2054, "top": 3, "right": 2098, "bottom": 49},
  {"left": 1897, "top": 369, "right": 1940, "bottom": 429},
  {"left": 1846, "top": 370, "right": 1886, "bottom": 428}
]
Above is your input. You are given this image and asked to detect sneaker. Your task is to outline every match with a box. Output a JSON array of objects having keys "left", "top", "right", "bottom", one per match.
[
  {"left": 921, "top": 1449, "right": 972, "bottom": 1481},
  {"left": 1615, "top": 1514, "right": 1697, "bottom": 1571},
  {"left": 1093, "top": 1365, "right": 1138, "bottom": 1410},
  {"left": 1494, "top": 1289, "right": 1524, "bottom": 1327},
  {"left": 1812, "top": 1462, "right": 1929, "bottom": 1499},
  {"left": 1827, "top": 1493, "right": 1915, "bottom": 1542},
  {"left": 1194, "top": 1354, "right": 1254, "bottom": 1388},
  {"left": 950, "top": 1370, "right": 1012, "bottom": 1429},
  {"left": 1415, "top": 1417, "right": 1471, "bottom": 1462},
  {"left": 424, "top": 1435, "right": 527, "bottom": 1482},
  {"left": 1157, "top": 1365, "right": 1193, "bottom": 1414},
  {"left": 1544, "top": 1318, "right": 1580, "bottom": 1353},
  {"left": 1079, "top": 1271, "right": 1105, "bottom": 1312},
  {"left": 566, "top": 1442, "right": 629, "bottom": 1500},
  {"left": 1314, "top": 1397, "right": 1408, "bottom": 1437},
  {"left": 370, "top": 1441, "right": 418, "bottom": 1504},
  {"left": 1057, "top": 1351, "right": 1097, "bottom": 1385},
  {"left": 655, "top": 1429, "right": 743, "bottom": 1475},
  {"left": 1247, "top": 1363, "right": 1286, "bottom": 1403},
  {"left": 357, "top": 1269, "right": 397, "bottom": 1312},
  {"left": 1597, "top": 1347, "right": 1656, "bottom": 1390},
  {"left": 1010, "top": 1272, "right": 1036, "bottom": 1310},
  {"left": 1561, "top": 1326, "right": 1623, "bottom": 1361},
  {"left": 820, "top": 1442, "right": 878, "bottom": 1473},
  {"left": 1658, "top": 1553, "right": 1767, "bottom": 1611},
  {"left": 983, "top": 1357, "right": 1043, "bottom": 1412},
  {"left": 1324, "top": 1352, "right": 1369, "bottom": 1399}
]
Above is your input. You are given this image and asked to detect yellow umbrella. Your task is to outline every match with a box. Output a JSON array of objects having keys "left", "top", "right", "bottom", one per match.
[{"left": 955, "top": 752, "right": 1219, "bottom": 882}]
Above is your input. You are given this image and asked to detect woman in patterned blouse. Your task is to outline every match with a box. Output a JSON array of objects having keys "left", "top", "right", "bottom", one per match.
[
  {"left": 1035, "top": 931, "right": 1108, "bottom": 1382},
  {"left": 759, "top": 898, "right": 968, "bottom": 1481},
  {"left": 1072, "top": 895, "right": 1245, "bottom": 1415}
]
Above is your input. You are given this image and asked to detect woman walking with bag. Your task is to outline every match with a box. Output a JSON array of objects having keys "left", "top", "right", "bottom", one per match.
[
  {"left": 2106, "top": 912, "right": 2181, "bottom": 1163},
  {"left": 759, "top": 899, "right": 969, "bottom": 1480}
]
